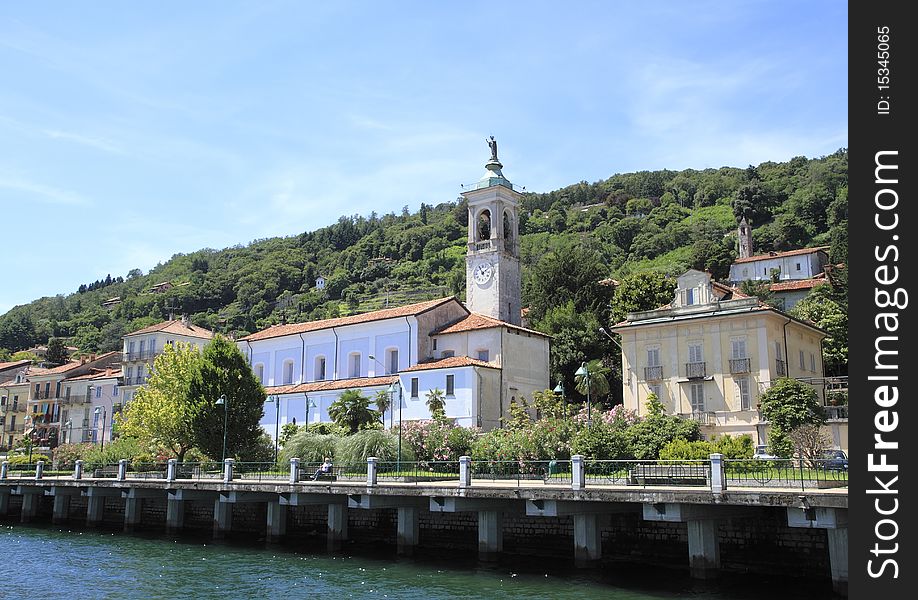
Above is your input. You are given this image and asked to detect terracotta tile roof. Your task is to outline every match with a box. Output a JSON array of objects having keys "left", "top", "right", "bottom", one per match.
[
  {"left": 125, "top": 319, "right": 214, "bottom": 339},
  {"left": 240, "top": 297, "right": 461, "bottom": 342},
  {"left": 31, "top": 351, "right": 120, "bottom": 376},
  {"left": 769, "top": 276, "right": 827, "bottom": 292},
  {"left": 733, "top": 246, "right": 829, "bottom": 264},
  {"left": 0, "top": 360, "right": 32, "bottom": 371},
  {"left": 432, "top": 313, "right": 550, "bottom": 337},
  {"left": 64, "top": 368, "right": 121, "bottom": 382},
  {"left": 265, "top": 375, "right": 398, "bottom": 395},
  {"left": 403, "top": 356, "right": 499, "bottom": 372},
  {"left": 711, "top": 281, "right": 749, "bottom": 300}
]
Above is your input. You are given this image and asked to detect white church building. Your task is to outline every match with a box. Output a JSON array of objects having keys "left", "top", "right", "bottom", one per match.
[{"left": 238, "top": 143, "right": 550, "bottom": 438}]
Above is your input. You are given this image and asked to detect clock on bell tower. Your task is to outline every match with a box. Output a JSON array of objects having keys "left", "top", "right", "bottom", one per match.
[{"left": 462, "top": 137, "right": 522, "bottom": 326}]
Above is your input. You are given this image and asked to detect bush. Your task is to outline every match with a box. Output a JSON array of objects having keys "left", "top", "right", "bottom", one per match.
[
  {"left": 659, "top": 439, "right": 713, "bottom": 461},
  {"left": 52, "top": 443, "right": 95, "bottom": 469},
  {"left": 335, "top": 429, "right": 408, "bottom": 466},
  {"left": 237, "top": 433, "right": 275, "bottom": 463},
  {"left": 81, "top": 437, "right": 151, "bottom": 469},
  {"left": 571, "top": 421, "right": 631, "bottom": 459},
  {"left": 278, "top": 432, "right": 338, "bottom": 465}
]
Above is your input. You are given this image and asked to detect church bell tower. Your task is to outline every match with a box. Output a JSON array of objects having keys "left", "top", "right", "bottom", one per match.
[{"left": 462, "top": 137, "right": 522, "bottom": 326}]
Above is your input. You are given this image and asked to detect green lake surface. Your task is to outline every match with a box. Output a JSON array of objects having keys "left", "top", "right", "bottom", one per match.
[{"left": 0, "top": 523, "right": 832, "bottom": 599}]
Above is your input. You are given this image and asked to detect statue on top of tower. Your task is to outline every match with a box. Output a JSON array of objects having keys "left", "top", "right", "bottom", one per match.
[{"left": 487, "top": 136, "right": 498, "bottom": 161}]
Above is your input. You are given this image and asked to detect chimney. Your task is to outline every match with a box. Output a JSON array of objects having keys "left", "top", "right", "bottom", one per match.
[{"left": 90, "top": 353, "right": 96, "bottom": 362}]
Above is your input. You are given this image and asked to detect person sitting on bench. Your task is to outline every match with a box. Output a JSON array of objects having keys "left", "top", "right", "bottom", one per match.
[{"left": 313, "top": 457, "right": 333, "bottom": 480}]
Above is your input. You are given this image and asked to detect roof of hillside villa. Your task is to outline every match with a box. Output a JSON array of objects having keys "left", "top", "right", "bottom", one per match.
[
  {"left": 432, "top": 313, "right": 550, "bottom": 337},
  {"left": 126, "top": 319, "right": 214, "bottom": 339}
]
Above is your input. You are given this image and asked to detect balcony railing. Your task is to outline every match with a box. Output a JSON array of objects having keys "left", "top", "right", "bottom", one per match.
[
  {"left": 685, "top": 362, "right": 706, "bottom": 379},
  {"left": 824, "top": 405, "right": 848, "bottom": 421},
  {"left": 729, "top": 358, "right": 751, "bottom": 374},
  {"left": 123, "top": 349, "right": 161, "bottom": 362},
  {"left": 680, "top": 411, "right": 716, "bottom": 425},
  {"left": 124, "top": 376, "right": 148, "bottom": 386},
  {"left": 644, "top": 365, "right": 663, "bottom": 381},
  {"left": 775, "top": 359, "right": 787, "bottom": 376},
  {"left": 470, "top": 240, "right": 493, "bottom": 251}
]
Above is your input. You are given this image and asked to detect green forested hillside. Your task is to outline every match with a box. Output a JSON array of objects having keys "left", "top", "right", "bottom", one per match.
[{"left": 0, "top": 149, "right": 848, "bottom": 382}]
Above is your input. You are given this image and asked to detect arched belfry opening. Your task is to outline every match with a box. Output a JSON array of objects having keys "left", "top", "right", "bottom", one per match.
[
  {"left": 503, "top": 211, "right": 514, "bottom": 252},
  {"left": 477, "top": 209, "right": 492, "bottom": 242}
]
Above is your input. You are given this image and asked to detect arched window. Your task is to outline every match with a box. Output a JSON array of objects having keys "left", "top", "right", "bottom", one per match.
[
  {"left": 282, "top": 360, "right": 294, "bottom": 385},
  {"left": 386, "top": 348, "right": 399, "bottom": 374},
  {"left": 254, "top": 364, "right": 265, "bottom": 385},
  {"left": 348, "top": 352, "right": 361, "bottom": 378},
  {"left": 315, "top": 356, "right": 326, "bottom": 381},
  {"left": 503, "top": 211, "right": 513, "bottom": 251},
  {"left": 477, "top": 209, "right": 491, "bottom": 241}
]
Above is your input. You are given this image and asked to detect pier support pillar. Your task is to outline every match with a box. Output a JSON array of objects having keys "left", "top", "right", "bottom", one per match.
[
  {"left": 478, "top": 510, "right": 503, "bottom": 561},
  {"left": 0, "top": 490, "right": 9, "bottom": 516},
  {"left": 86, "top": 495, "right": 105, "bottom": 527},
  {"left": 124, "top": 498, "right": 142, "bottom": 532},
  {"left": 52, "top": 494, "right": 71, "bottom": 524},
  {"left": 827, "top": 528, "right": 848, "bottom": 597},
  {"left": 573, "top": 513, "right": 602, "bottom": 566},
  {"left": 166, "top": 499, "right": 185, "bottom": 534},
  {"left": 21, "top": 491, "right": 40, "bottom": 523},
  {"left": 687, "top": 519, "right": 720, "bottom": 579},
  {"left": 327, "top": 503, "right": 348, "bottom": 551},
  {"left": 397, "top": 506, "right": 420, "bottom": 556},
  {"left": 213, "top": 499, "right": 233, "bottom": 539},
  {"left": 266, "top": 501, "right": 287, "bottom": 543}
]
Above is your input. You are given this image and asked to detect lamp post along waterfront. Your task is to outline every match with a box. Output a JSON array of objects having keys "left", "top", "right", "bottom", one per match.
[
  {"left": 267, "top": 395, "right": 280, "bottom": 464},
  {"left": 94, "top": 405, "right": 107, "bottom": 451},
  {"left": 575, "top": 362, "right": 591, "bottom": 427},
  {"left": 215, "top": 394, "right": 228, "bottom": 463},
  {"left": 388, "top": 381, "right": 401, "bottom": 472}
]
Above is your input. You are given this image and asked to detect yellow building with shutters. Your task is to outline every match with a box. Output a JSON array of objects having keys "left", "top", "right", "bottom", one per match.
[{"left": 610, "top": 270, "right": 846, "bottom": 452}]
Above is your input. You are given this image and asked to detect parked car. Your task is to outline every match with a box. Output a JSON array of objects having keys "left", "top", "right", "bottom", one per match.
[
  {"left": 821, "top": 449, "right": 848, "bottom": 471},
  {"left": 752, "top": 445, "right": 779, "bottom": 460}
]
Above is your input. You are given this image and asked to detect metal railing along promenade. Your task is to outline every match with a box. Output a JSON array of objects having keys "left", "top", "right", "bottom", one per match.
[{"left": 0, "top": 455, "right": 848, "bottom": 494}]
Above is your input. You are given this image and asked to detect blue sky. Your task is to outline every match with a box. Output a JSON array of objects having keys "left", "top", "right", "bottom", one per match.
[{"left": 0, "top": 1, "right": 847, "bottom": 315}]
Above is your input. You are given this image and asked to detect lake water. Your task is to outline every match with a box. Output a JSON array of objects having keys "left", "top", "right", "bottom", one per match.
[{"left": 0, "top": 523, "right": 832, "bottom": 599}]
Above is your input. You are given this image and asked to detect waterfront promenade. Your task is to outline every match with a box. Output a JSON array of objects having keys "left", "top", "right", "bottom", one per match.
[{"left": 0, "top": 455, "right": 849, "bottom": 596}]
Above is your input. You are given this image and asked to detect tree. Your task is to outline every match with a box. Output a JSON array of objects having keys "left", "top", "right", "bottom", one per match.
[
  {"left": 574, "top": 359, "right": 611, "bottom": 404},
  {"left": 787, "top": 424, "right": 831, "bottom": 467},
  {"left": 117, "top": 343, "right": 202, "bottom": 461},
  {"left": 328, "top": 389, "right": 379, "bottom": 434},
  {"left": 758, "top": 378, "right": 826, "bottom": 457},
  {"left": 425, "top": 388, "right": 447, "bottom": 422},
  {"left": 188, "top": 336, "right": 266, "bottom": 460},
  {"left": 608, "top": 272, "right": 675, "bottom": 325},
  {"left": 10, "top": 351, "right": 40, "bottom": 363},
  {"left": 739, "top": 280, "right": 775, "bottom": 306},
  {"left": 790, "top": 285, "right": 848, "bottom": 376},
  {"left": 45, "top": 337, "right": 69, "bottom": 366},
  {"left": 373, "top": 389, "right": 392, "bottom": 427}
]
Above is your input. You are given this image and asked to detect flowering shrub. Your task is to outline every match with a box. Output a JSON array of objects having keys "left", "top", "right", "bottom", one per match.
[
  {"left": 398, "top": 420, "right": 479, "bottom": 463},
  {"left": 52, "top": 443, "right": 95, "bottom": 469}
]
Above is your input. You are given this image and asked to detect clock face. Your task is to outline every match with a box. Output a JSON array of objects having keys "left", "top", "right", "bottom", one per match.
[{"left": 473, "top": 262, "right": 493, "bottom": 285}]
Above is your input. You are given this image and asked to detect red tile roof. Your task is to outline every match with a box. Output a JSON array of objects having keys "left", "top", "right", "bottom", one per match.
[
  {"left": 432, "top": 313, "right": 550, "bottom": 337},
  {"left": 733, "top": 246, "right": 829, "bottom": 264},
  {"left": 126, "top": 319, "right": 214, "bottom": 339},
  {"left": 32, "top": 351, "right": 120, "bottom": 376},
  {"left": 64, "top": 368, "right": 121, "bottom": 381},
  {"left": 403, "top": 356, "right": 499, "bottom": 372},
  {"left": 0, "top": 359, "right": 32, "bottom": 371},
  {"left": 711, "top": 281, "right": 749, "bottom": 300},
  {"left": 240, "top": 297, "right": 461, "bottom": 342},
  {"left": 265, "top": 375, "right": 398, "bottom": 395},
  {"left": 769, "top": 276, "right": 827, "bottom": 292}
]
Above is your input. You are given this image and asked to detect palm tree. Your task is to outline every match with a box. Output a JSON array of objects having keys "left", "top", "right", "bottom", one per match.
[
  {"left": 574, "top": 359, "right": 611, "bottom": 403},
  {"left": 328, "top": 390, "right": 379, "bottom": 434},
  {"left": 373, "top": 389, "right": 392, "bottom": 428},
  {"left": 425, "top": 388, "right": 447, "bottom": 422}
]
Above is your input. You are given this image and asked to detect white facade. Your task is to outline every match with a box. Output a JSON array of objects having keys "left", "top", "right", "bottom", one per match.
[
  {"left": 728, "top": 248, "right": 829, "bottom": 284},
  {"left": 241, "top": 143, "right": 551, "bottom": 440}
]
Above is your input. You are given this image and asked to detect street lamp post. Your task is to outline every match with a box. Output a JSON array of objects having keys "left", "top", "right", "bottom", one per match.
[
  {"left": 215, "top": 394, "right": 228, "bottom": 463},
  {"left": 23, "top": 415, "right": 33, "bottom": 463},
  {"left": 267, "top": 395, "right": 280, "bottom": 464},
  {"left": 306, "top": 396, "right": 317, "bottom": 433},
  {"left": 575, "top": 362, "right": 592, "bottom": 427},
  {"left": 93, "top": 406, "right": 107, "bottom": 451},
  {"left": 388, "top": 382, "right": 401, "bottom": 472}
]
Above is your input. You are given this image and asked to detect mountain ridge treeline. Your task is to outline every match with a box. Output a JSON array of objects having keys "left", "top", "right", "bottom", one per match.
[{"left": 0, "top": 149, "right": 848, "bottom": 375}]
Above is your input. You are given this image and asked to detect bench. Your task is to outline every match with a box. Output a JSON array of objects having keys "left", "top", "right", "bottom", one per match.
[
  {"left": 92, "top": 465, "right": 119, "bottom": 478},
  {"left": 629, "top": 463, "right": 710, "bottom": 487},
  {"left": 298, "top": 467, "right": 338, "bottom": 482}
]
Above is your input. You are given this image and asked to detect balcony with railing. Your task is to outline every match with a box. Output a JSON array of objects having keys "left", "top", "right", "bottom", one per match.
[
  {"left": 775, "top": 359, "right": 787, "bottom": 376},
  {"left": 644, "top": 365, "right": 663, "bottom": 381},
  {"left": 468, "top": 240, "right": 494, "bottom": 252},
  {"left": 680, "top": 411, "right": 716, "bottom": 425},
  {"left": 685, "top": 361, "right": 706, "bottom": 379},
  {"left": 729, "top": 357, "right": 751, "bottom": 374}
]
